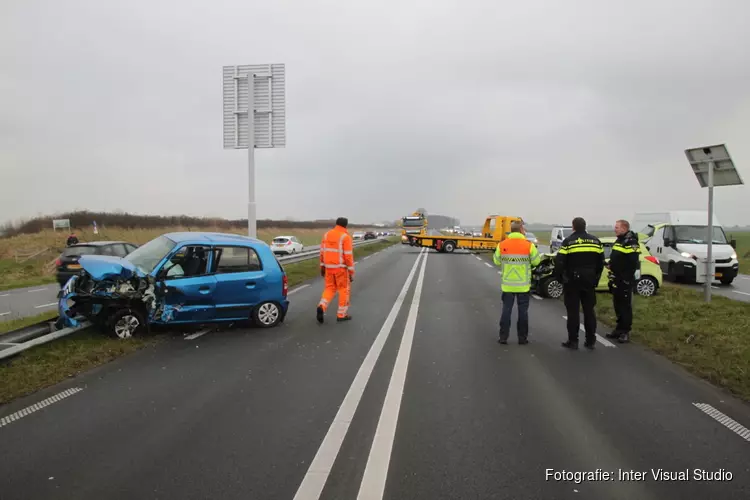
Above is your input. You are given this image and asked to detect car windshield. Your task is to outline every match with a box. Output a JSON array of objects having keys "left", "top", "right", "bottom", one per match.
[
  {"left": 62, "top": 245, "right": 99, "bottom": 257},
  {"left": 273, "top": 238, "right": 289, "bottom": 244},
  {"left": 673, "top": 225, "right": 728, "bottom": 244},
  {"left": 402, "top": 218, "right": 425, "bottom": 227},
  {"left": 124, "top": 235, "right": 177, "bottom": 274},
  {"left": 562, "top": 228, "right": 573, "bottom": 238},
  {"left": 526, "top": 232, "right": 536, "bottom": 239}
]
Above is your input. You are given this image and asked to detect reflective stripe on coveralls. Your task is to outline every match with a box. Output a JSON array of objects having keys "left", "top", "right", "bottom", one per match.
[{"left": 493, "top": 232, "right": 541, "bottom": 293}]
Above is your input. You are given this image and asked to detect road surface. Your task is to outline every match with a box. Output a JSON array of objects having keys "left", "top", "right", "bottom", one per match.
[{"left": 1, "top": 245, "right": 749, "bottom": 500}]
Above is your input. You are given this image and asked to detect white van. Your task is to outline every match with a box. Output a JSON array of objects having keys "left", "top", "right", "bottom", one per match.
[
  {"left": 549, "top": 226, "right": 574, "bottom": 252},
  {"left": 632, "top": 211, "right": 739, "bottom": 285}
]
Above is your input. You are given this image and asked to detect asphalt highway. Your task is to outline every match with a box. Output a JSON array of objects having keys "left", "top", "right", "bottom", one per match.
[{"left": 1, "top": 244, "right": 749, "bottom": 500}]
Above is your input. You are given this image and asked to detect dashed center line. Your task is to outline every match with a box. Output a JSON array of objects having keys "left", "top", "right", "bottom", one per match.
[
  {"left": 692, "top": 403, "right": 750, "bottom": 441},
  {"left": 0, "top": 388, "right": 83, "bottom": 429},
  {"left": 562, "top": 316, "right": 616, "bottom": 347},
  {"left": 27, "top": 288, "right": 49, "bottom": 293},
  {"left": 484, "top": 262, "right": 492, "bottom": 268},
  {"left": 34, "top": 303, "right": 57, "bottom": 309}
]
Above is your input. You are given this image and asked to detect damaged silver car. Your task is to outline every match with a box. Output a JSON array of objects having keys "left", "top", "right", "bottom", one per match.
[{"left": 58, "top": 233, "right": 290, "bottom": 338}]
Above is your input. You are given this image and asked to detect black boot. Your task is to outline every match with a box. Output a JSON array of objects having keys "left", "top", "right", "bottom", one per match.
[
  {"left": 337, "top": 315, "right": 352, "bottom": 322},
  {"left": 584, "top": 340, "right": 596, "bottom": 350},
  {"left": 618, "top": 333, "right": 630, "bottom": 343},
  {"left": 316, "top": 306, "right": 324, "bottom": 324},
  {"left": 518, "top": 338, "right": 529, "bottom": 345},
  {"left": 605, "top": 331, "right": 620, "bottom": 339},
  {"left": 561, "top": 340, "right": 578, "bottom": 350}
]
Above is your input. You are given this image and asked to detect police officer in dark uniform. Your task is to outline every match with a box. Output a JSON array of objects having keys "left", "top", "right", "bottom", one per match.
[
  {"left": 555, "top": 217, "right": 605, "bottom": 350},
  {"left": 605, "top": 219, "right": 641, "bottom": 344}
]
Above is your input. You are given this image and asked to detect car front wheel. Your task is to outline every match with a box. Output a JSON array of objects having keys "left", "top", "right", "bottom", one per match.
[
  {"left": 107, "top": 308, "right": 146, "bottom": 339},
  {"left": 635, "top": 276, "right": 658, "bottom": 296},
  {"left": 253, "top": 301, "right": 282, "bottom": 328},
  {"left": 540, "top": 276, "right": 564, "bottom": 299}
]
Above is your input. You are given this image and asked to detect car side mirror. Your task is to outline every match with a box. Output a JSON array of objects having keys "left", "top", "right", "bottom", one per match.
[{"left": 730, "top": 239, "right": 737, "bottom": 249}]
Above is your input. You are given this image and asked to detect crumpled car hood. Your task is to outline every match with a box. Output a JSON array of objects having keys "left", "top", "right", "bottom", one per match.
[{"left": 79, "top": 255, "right": 146, "bottom": 280}]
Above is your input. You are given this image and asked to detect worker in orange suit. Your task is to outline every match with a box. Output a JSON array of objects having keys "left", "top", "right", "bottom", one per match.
[{"left": 317, "top": 217, "right": 355, "bottom": 323}]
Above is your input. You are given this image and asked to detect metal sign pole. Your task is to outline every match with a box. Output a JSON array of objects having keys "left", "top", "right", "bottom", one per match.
[
  {"left": 247, "top": 74, "right": 256, "bottom": 239},
  {"left": 705, "top": 160, "right": 714, "bottom": 302}
]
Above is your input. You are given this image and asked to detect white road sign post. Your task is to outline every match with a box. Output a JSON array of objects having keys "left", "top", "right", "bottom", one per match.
[
  {"left": 684, "top": 144, "right": 743, "bottom": 302},
  {"left": 223, "top": 64, "right": 286, "bottom": 238}
]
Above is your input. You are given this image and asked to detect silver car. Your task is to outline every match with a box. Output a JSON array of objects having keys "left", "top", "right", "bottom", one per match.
[{"left": 525, "top": 232, "right": 538, "bottom": 244}]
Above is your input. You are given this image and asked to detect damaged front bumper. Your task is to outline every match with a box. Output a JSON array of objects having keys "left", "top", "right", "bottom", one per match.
[{"left": 58, "top": 272, "right": 158, "bottom": 329}]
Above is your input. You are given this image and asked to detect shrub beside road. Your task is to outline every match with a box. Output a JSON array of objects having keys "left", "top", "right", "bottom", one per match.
[
  {"left": 595, "top": 283, "right": 750, "bottom": 402},
  {"left": 0, "top": 237, "right": 398, "bottom": 405}
]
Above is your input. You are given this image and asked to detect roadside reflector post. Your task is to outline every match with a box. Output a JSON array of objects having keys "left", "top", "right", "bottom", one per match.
[{"left": 684, "top": 144, "right": 744, "bottom": 302}]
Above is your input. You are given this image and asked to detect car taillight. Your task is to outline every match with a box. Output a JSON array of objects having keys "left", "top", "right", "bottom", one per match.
[
  {"left": 645, "top": 256, "right": 659, "bottom": 265},
  {"left": 282, "top": 274, "right": 288, "bottom": 296},
  {"left": 55, "top": 258, "right": 62, "bottom": 267}
]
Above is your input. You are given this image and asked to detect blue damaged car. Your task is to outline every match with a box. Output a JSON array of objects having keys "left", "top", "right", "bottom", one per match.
[{"left": 58, "top": 232, "right": 290, "bottom": 338}]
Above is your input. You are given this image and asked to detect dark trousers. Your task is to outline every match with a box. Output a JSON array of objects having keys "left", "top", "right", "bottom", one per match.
[
  {"left": 563, "top": 285, "right": 597, "bottom": 344},
  {"left": 499, "top": 291, "right": 530, "bottom": 341},
  {"left": 612, "top": 280, "right": 633, "bottom": 333}
]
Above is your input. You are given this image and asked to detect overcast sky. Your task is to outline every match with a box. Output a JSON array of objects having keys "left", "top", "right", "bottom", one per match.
[{"left": 2, "top": 0, "right": 750, "bottom": 227}]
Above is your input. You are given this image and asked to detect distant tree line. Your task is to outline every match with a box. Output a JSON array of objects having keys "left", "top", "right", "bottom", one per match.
[{"left": 0, "top": 211, "right": 375, "bottom": 238}]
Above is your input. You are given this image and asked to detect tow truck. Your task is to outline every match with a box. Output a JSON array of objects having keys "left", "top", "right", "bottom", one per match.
[
  {"left": 405, "top": 215, "right": 523, "bottom": 253},
  {"left": 400, "top": 212, "right": 428, "bottom": 244}
]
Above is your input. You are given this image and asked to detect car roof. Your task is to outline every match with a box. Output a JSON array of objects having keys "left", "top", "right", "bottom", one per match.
[
  {"left": 70, "top": 241, "right": 128, "bottom": 246},
  {"left": 163, "top": 232, "right": 264, "bottom": 245}
]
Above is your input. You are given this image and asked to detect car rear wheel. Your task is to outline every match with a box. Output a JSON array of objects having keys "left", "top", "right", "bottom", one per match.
[
  {"left": 540, "top": 276, "right": 563, "bottom": 299},
  {"left": 107, "top": 308, "right": 146, "bottom": 339},
  {"left": 635, "top": 276, "right": 658, "bottom": 296},
  {"left": 253, "top": 301, "right": 282, "bottom": 328}
]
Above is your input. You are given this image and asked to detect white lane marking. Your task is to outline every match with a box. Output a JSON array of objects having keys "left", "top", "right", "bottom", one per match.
[
  {"left": 733, "top": 291, "right": 750, "bottom": 296},
  {"left": 0, "top": 311, "right": 10, "bottom": 317},
  {"left": 562, "top": 316, "right": 616, "bottom": 348},
  {"left": 292, "top": 248, "right": 426, "bottom": 500},
  {"left": 357, "top": 248, "right": 428, "bottom": 500},
  {"left": 0, "top": 342, "right": 21, "bottom": 346},
  {"left": 0, "top": 388, "right": 83, "bottom": 429},
  {"left": 711, "top": 285, "right": 719, "bottom": 289},
  {"left": 363, "top": 255, "right": 371, "bottom": 260},
  {"left": 34, "top": 303, "right": 57, "bottom": 309},
  {"left": 27, "top": 288, "right": 48, "bottom": 293},
  {"left": 475, "top": 256, "right": 482, "bottom": 261},
  {"left": 288, "top": 284, "right": 310, "bottom": 295},
  {"left": 532, "top": 294, "right": 542, "bottom": 300},
  {"left": 184, "top": 328, "right": 213, "bottom": 340},
  {"left": 0, "top": 293, "right": 9, "bottom": 297},
  {"left": 692, "top": 403, "right": 750, "bottom": 442}
]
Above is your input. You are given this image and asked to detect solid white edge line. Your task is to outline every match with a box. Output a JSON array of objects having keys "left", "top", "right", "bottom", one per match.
[
  {"left": 733, "top": 290, "right": 750, "bottom": 296},
  {"left": 34, "top": 303, "right": 57, "bottom": 309},
  {"left": 27, "top": 288, "right": 48, "bottom": 293},
  {"left": 357, "top": 246, "right": 428, "bottom": 500},
  {"left": 532, "top": 294, "right": 542, "bottom": 300},
  {"left": 0, "top": 388, "right": 83, "bottom": 429},
  {"left": 0, "top": 342, "right": 20, "bottom": 346},
  {"left": 562, "top": 315, "right": 616, "bottom": 348},
  {"left": 288, "top": 284, "right": 310, "bottom": 295},
  {"left": 292, "top": 248, "right": 425, "bottom": 500},
  {"left": 363, "top": 255, "right": 371, "bottom": 260},
  {"left": 692, "top": 403, "right": 750, "bottom": 442}
]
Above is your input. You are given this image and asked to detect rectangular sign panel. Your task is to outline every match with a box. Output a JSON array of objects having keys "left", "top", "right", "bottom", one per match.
[
  {"left": 222, "top": 64, "right": 286, "bottom": 149},
  {"left": 685, "top": 144, "right": 743, "bottom": 187}
]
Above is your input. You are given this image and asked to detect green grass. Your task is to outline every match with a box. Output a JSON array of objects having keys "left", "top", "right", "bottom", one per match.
[
  {"left": 727, "top": 230, "right": 750, "bottom": 271},
  {"left": 0, "top": 237, "right": 399, "bottom": 405},
  {"left": 0, "top": 311, "right": 58, "bottom": 335},
  {"left": 0, "top": 260, "right": 57, "bottom": 291},
  {"left": 595, "top": 284, "right": 750, "bottom": 402}
]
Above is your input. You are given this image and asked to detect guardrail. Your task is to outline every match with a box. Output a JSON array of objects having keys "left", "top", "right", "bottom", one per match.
[{"left": 276, "top": 237, "right": 386, "bottom": 265}]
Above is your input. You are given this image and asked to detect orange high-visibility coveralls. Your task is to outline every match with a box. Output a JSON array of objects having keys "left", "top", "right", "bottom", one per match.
[{"left": 318, "top": 225, "right": 355, "bottom": 318}]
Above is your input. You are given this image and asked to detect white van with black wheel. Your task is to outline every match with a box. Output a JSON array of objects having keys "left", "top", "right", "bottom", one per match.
[{"left": 632, "top": 211, "right": 739, "bottom": 285}]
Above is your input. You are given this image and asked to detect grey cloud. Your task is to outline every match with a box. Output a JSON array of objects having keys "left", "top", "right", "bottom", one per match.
[{"left": 1, "top": 0, "right": 749, "bottom": 228}]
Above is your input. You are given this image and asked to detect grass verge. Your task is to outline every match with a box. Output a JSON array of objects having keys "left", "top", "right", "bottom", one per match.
[
  {"left": 595, "top": 283, "right": 750, "bottom": 402},
  {"left": 0, "top": 311, "right": 58, "bottom": 335},
  {"left": 0, "top": 237, "right": 399, "bottom": 405}
]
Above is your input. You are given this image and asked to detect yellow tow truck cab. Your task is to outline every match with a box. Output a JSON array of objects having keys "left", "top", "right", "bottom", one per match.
[
  {"left": 406, "top": 215, "right": 523, "bottom": 253},
  {"left": 400, "top": 211, "right": 428, "bottom": 244}
]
